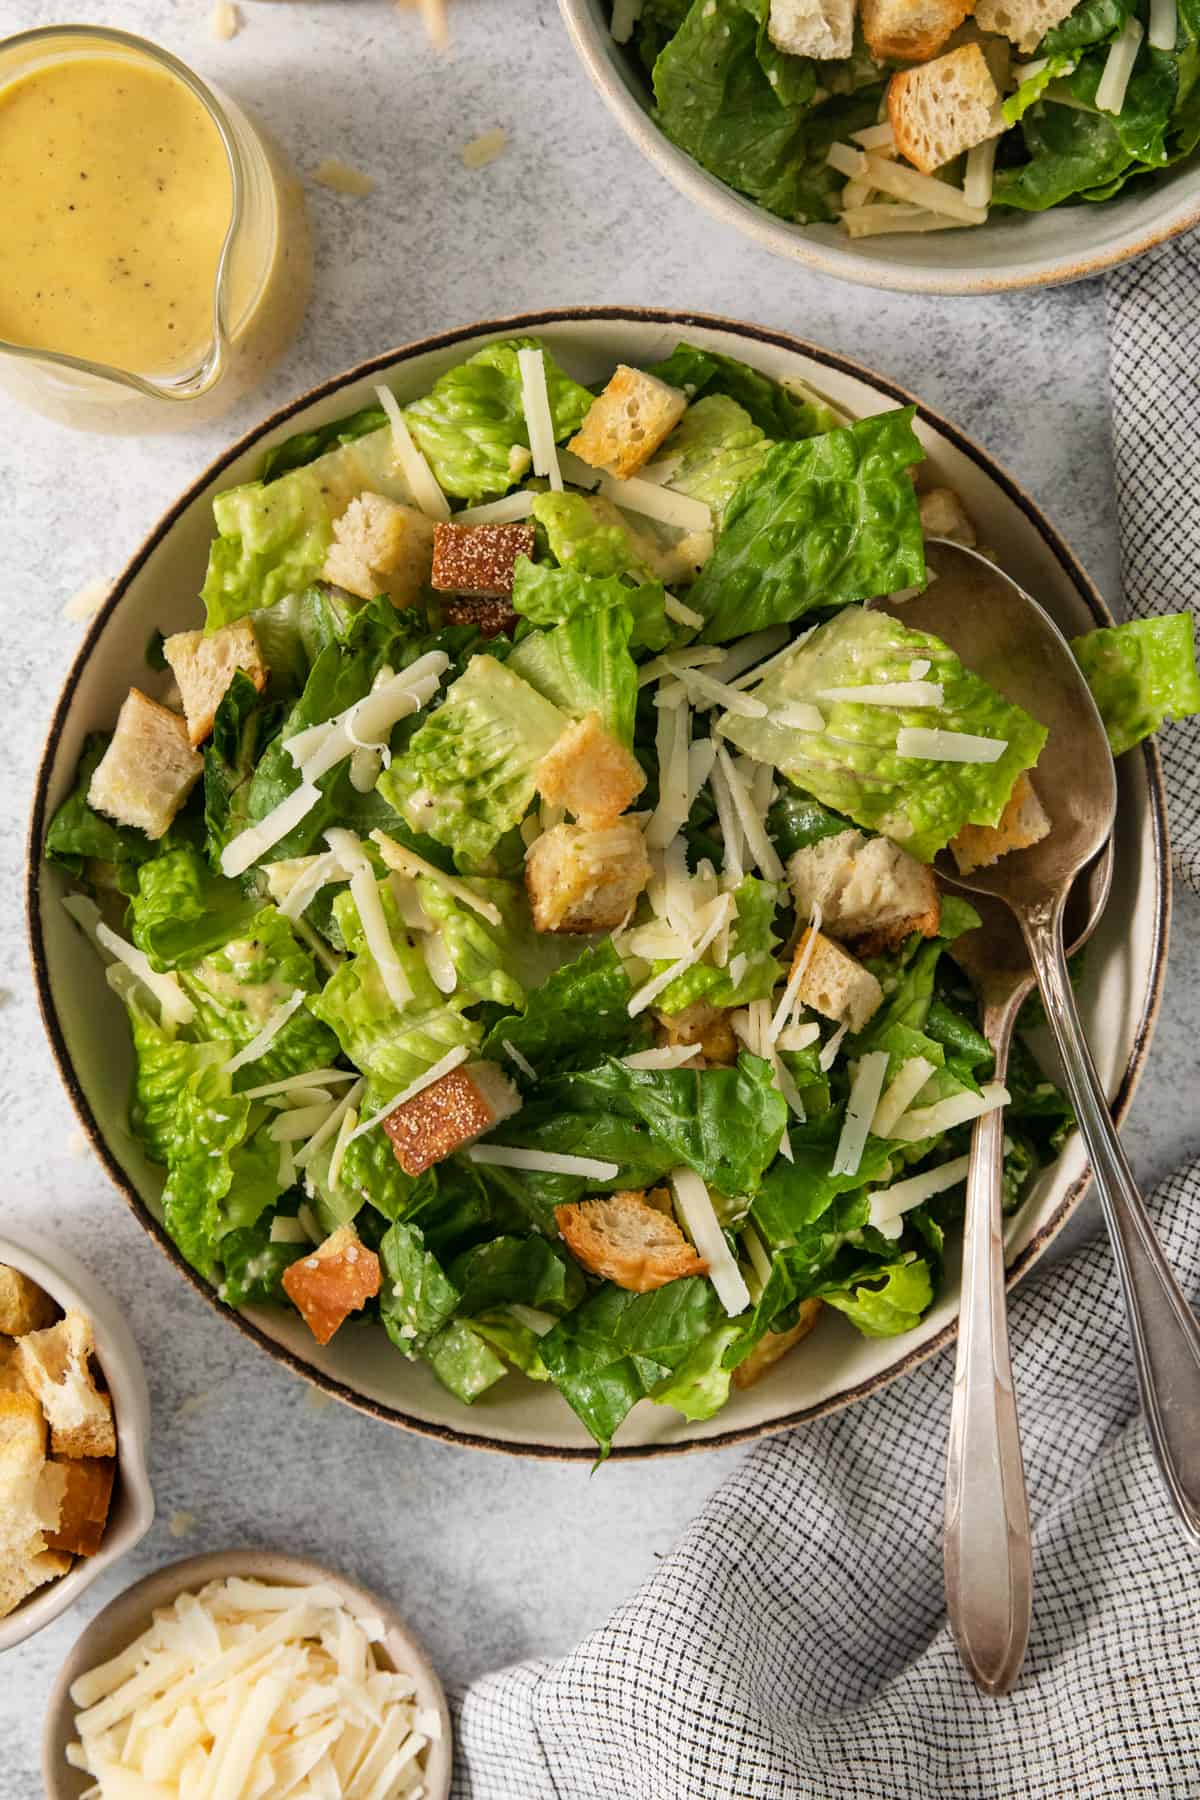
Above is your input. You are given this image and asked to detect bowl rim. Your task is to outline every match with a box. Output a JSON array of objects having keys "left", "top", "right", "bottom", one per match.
[
  {"left": 0, "top": 1231, "right": 155, "bottom": 1653},
  {"left": 26, "top": 304, "right": 1171, "bottom": 1460},
  {"left": 41, "top": 1547, "right": 453, "bottom": 1800},
  {"left": 557, "top": 0, "right": 1200, "bottom": 296}
]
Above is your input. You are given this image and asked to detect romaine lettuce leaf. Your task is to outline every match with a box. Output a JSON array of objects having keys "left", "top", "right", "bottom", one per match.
[
  {"left": 531, "top": 492, "right": 694, "bottom": 588},
  {"left": 820, "top": 1256, "right": 933, "bottom": 1336},
  {"left": 650, "top": 1319, "right": 741, "bottom": 1421},
  {"left": 124, "top": 987, "right": 230, "bottom": 1165},
  {"left": 688, "top": 412, "right": 926, "bottom": 642},
  {"left": 467, "top": 1107, "right": 676, "bottom": 1230},
  {"left": 404, "top": 338, "right": 593, "bottom": 502},
  {"left": 1070, "top": 614, "right": 1200, "bottom": 755},
  {"left": 468, "top": 1311, "right": 551, "bottom": 1380},
  {"left": 204, "top": 671, "right": 290, "bottom": 865},
  {"left": 765, "top": 791, "right": 855, "bottom": 858},
  {"left": 159, "top": 1064, "right": 284, "bottom": 1281},
  {"left": 718, "top": 607, "right": 1048, "bottom": 861},
  {"left": 650, "top": 875, "right": 781, "bottom": 1012},
  {"left": 449, "top": 1236, "right": 586, "bottom": 1316},
  {"left": 660, "top": 394, "right": 771, "bottom": 525},
  {"left": 179, "top": 906, "right": 339, "bottom": 1083},
  {"left": 44, "top": 734, "right": 161, "bottom": 894},
  {"left": 543, "top": 1052, "right": 788, "bottom": 1196},
  {"left": 480, "top": 942, "right": 642, "bottom": 1075},
  {"left": 1003, "top": 53, "right": 1077, "bottom": 123},
  {"left": 129, "top": 841, "right": 261, "bottom": 971},
  {"left": 200, "top": 426, "right": 418, "bottom": 628},
  {"left": 1041, "top": 0, "right": 1134, "bottom": 53},
  {"left": 260, "top": 404, "right": 388, "bottom": 483},
  {"left": 379, "top": 655, "right": 566, "bottom": 861},
  {"left": 415, "top": 876, "right": 528, "bottom": 1009},
  {"left": 421, "top": 1320, "right": 509, "bottom": 1402},
  {"left": 379, "top": 1221, "right": 460, "bottom": 1345},
  {"left": 507, "top": 605, "right": 639, "bottom": 745},
  {"left": 647, "top": 341, "right": 842, "bottom": 440},
  {"left": 511, "top": 559, "right": 672, "bottom": 652},
  {"left": 218, "top": 1207, "right": 308, "bottom": 1306}
]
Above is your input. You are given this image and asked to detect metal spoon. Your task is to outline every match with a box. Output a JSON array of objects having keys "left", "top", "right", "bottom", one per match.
[
  {"left": 933, "top": 847, "right": 1111, "bottom": 1696},
  {"left": 879, "top": 542, "right": 1200, "bottom": 1556}
]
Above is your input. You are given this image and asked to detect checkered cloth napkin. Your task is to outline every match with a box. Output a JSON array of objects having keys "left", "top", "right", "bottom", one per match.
[{"left": 450, "top": 242, "right": 1200, "bottom": 1799}]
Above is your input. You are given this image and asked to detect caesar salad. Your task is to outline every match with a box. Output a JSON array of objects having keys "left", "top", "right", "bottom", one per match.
[
  {"left": 611, "top": 0, "right": 1200, "bottom": 238},
  {"left": 46, "top": 337, "right": 1200, "bottom": 1452}
]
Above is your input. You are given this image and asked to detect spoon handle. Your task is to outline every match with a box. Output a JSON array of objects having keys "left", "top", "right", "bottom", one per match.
[
  {"left": 944, "top": 994, "right": 1033, "bottom": 1696},
  {"left": 1023, "top": 898, "right": 1200, "bottom": 1539}
]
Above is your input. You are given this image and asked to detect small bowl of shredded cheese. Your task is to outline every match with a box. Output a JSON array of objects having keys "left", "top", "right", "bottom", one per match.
[{"left": 43, "top": 1549, "right": 452, "bottom": 1799}]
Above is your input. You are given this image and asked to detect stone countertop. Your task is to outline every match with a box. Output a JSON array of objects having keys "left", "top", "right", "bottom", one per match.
[{"left": 2, "top": 0, "right": 1198, "bottom": 1791}]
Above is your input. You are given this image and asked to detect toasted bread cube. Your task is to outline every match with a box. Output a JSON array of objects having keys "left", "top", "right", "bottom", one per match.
[
  {"left": 888, "top": 45, "right": 1000, "bottom": 176},
  {"left": 14, "top": 1313, "right": 116, "bottom": 1460},
  {"left": 769, "top": 0, "right": 855, "bottom": 59},
  {"left": 0, "top": 1542, "right": 73, "bottom": 1620},
  {"left": 88, "top": 688, "right": 204, "bottom": 842},
  {"left": 0, "top": 1385, "right": 46, "bottom": 1472},
  {"left": 431, "top": 522, "right": 536, "bottom": 599},
  {"left": 732, "top": 1299, "right": 824, "bottom": 1390},
  {"left": 556, "top": 1191, "right": 707, "bottom": 1293},
  {"left": 975, "top": 0, "right": 1077, "bottom": 50},
  {"left": 951, "top": 773, "right": 1051, "bottom": 876},
  {"left": 281, "top": 1224, "right": 383, "bottom": 1347},
  {"left": 441, "top": 595, "right": 519, "bottom": 639},
  {"left": 0, "top": 1383, "right": 51, "bottom": 1559},
  {"left": 861, "top": 0, "right": 970, "bottom": 61},
  {"left": 44, "top": 1457, "right": 116, "bottom": 1557},
  {"left": 525, "top": 819, "right": 651, "bottom": 934},
  {"left": 0, "top": 1265, "right": 57, "bottom": 1336},
  {"left": 322, "top": 492, "right": 436, "bottom": 606},
  {"left": 534, "top": 714, "right": 646, "bottom": 830},
  {"left": 792, "top": 928, "right": 883, "bottom": 1033},
  {"left": 382, "top": 1061, "right": 521, "bottom": 1178},
  {"left": 163, "top": 619, "right": 268, "bottom": 747},
  {"left": 568, "top": 366, "right": 687, "bottom": 480},
  {"left": 919, "top": 485, "right": 977, "bottom": 548},
  {"left": 788, "top": 830, "right": 940, "bottom": 958},
  {"left": 655, "top": 1000, "right": 738, "bottom": 1067}
]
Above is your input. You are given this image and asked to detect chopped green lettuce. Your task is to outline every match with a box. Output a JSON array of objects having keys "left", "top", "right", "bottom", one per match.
[
  {"left": 480, "top": 942, "right": 641, "bottom": 1075},
  {"left": 260, "top": 404, "right": 388, "bottom": 483},
  {"left": 45, "top": 734, "right": 161, "bottom": 894},
  {"left": 650, "top": 876, "right": 781, "bottom": 1012},
  {"left": 647, "top": 341, "right": 842, "bottom": 439},
  {"left": 718, "top": 607, "right": 1048, "bottom": 861},
  {"left": 449, "top": 1236, "right": 586, "bottom": 1316},
  {"left": 379, "top": 655, "right": 566, "bottom": 861},
  {"left": 415, "top": 876, "right": 529, "bottom": 1009},
  {"left": 1003, "top": 54, "right": 1077, "bottom": 123},
  {"left": 660, "top": 394, "right": 771, "bottom": 526},
  {"left": 404, "top": 338, "right": 593, "bottom": 502},
  {"left": 511, "top": 559, "right": 672, "bottom": 652},
  {"left": 689, "top": 411, "right": 926, "bottom": 642},
  {"left": 508, "top": 605, "right": 639, "bottom": 745},
  {"left": 129, "top": 842, "right": 261, "bottom": 971},
  {"left": 421, "top": 1320, "right": 509, "bottom": 1403},
  {"left": 820, "top": 1256, "right": 933, "bottom": 1336},
  {"left": 179, "top": 907, "right": 339, "bottom": 1084},
  {"left": 1070, "top": 614, "right": 1200, "bottom": 755}
]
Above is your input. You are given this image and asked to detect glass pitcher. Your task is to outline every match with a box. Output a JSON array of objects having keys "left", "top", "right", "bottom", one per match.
[{"left": 0, "top": 25, "right": 311, "bottom": 432}]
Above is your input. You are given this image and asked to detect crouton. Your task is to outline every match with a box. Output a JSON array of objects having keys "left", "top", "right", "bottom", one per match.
[
  {"left": 888, "top": 44, "right": 1000, "bottom": 175},
  {"left": 87, "top": 688, "right": 204, "bottom": 841},
  {"left": 861, "top": 0, "right": 971, "bottom": 62},
  {"left": 525, "top": 819, "right": 651, "bottom": 934},
  {"left": 788, "top": 830, "right": 940, "bottom": 958},
  {"left": 568, "top": 366, "right": 687, "bottom": 480},
  {"left": 792, "top": 928, "right": 883, "bottom": 1033},
  {"left": 534, "top": 714, "right": 646, "bottom": 830},
  {"left": 281, "top": 1224, "right": 382, "bottom": 1347},
  {"left": 0, "top": 1265, "right": 57, "bottom": 1336},
  {"left": 441, "top": 595, "right": 519, "bottom": 639},
  {"left": 919, "top": 485, "right": 977, "bottom": 548},
  {"left": 974, "top": 0, "right": 1077, "bottom": 50},
  {"left": 0, "top": 1543, "right": 73, "bottom": 1620},
  {"left": 431, "top": 522, "right": 536, "bottom": 598},
  {"left": 382, "top": 1061, "right": 521, "bottom": 1177},
  {"left": 0, "top": 1385, "right": 45, "bottom": 1477},
  {"left": 44, "top": 1457, "right": 114, "bottom": 1558},
  {"left": 655, "top": 1000, "right": 738, "bottom": 1067},
  {"left": 769, "top": 0, "right": 855, "bottom": 60},
  {"left": 732, "top": 1299, "right": 824, "bottom": 1390},
  {"left": 556, "top": 1191, "right": 708, "bottom": 1293},
  {"left": 162, "top": 619, "right": 268, "bottom": 747},
  {"left": 951, "top": 772, "right": 1051, "bottom": 875},
  {"left": 14, "top": 1313, "right": 116, "bottom": 1460},
  {"left": 322, "top": 492, "right": 436, "bottom": 606},
  {"left": 0, "top": 1383, "right": 51, "bottom": 1560}
]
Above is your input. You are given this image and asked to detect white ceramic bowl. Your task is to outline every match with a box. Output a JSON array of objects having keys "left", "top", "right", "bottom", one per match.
[
  {"left": 0, "top": 1232, "right": 154, "bottom": 1652},
  {"left": 27, "top": 308, "right": 1169, "bottom": 1458},
  {"left": 42, "top": 1549, "right": 453, "bottom": 1799},
  {"left": 559, "top": 0, "right": 1200, "bottom": 294}
]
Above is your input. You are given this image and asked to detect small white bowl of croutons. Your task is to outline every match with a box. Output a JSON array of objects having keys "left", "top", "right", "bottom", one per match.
[{"left": 0, "top": 1232, "right": 154, "bottom": 1652}]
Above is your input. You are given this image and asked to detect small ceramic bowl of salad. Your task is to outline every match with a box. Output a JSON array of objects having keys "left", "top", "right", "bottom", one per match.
[
  {"left": 559, "top": 0, "right": 1200, "bottom": 292},
  {"left": 29, "top": 310, "right": 1179, "bottom": 1459}
]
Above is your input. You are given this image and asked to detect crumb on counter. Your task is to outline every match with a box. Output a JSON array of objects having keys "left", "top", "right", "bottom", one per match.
[
  {"left": 168, "top": 1510, "right": 196, "bottom": 1539},
  {"left": 62, "top": 578, "right": 110, "bottom": 623},
  {"left": 209, "top": 0, "right": 241, "bottom": 40},
  {"left": 395, "top": 0, "right": 449, "bottom": 49},
  {"left": 312, "top": 158, "right": 375, "bottom": 198},
  {"left": 463, "top": 127, "right": 507, "bottom": 171}
]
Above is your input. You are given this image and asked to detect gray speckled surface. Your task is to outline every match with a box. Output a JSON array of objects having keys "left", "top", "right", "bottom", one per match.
[{"left": 2, "top": 0, "right": 1199, "bottom": 1790}]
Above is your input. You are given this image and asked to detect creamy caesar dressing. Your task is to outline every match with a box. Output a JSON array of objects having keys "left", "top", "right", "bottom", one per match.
[{"left": 0, "top": 53, "right": 233, "bottom": 375}]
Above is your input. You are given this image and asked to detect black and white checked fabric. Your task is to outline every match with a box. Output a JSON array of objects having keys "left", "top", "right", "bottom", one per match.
[{"left": 451, "top": 243, "right": 1200, "bottom": 1799}]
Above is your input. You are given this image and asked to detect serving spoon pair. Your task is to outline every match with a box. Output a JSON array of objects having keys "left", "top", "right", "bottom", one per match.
[{"left": 875, "top": 544, "right": 1200, "bottom": 1696}]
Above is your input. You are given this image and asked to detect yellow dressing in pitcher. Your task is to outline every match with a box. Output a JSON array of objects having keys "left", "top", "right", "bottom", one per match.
[{"left": 0, "top": 53, "right": 234, "bottom": 374}]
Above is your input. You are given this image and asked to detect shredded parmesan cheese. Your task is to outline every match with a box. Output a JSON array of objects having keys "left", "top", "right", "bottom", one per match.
[
  {"left": 867, "top": 1154, "right": 971, "bottom": 1230},
  {"left": 64, "top": 896, "right": 195, "bottom": 1029},
  {"left": 871, "top": 1055, "right": 938, "bottom": 1138},
  {"left": 1150, "top": 0, "right": 1177, "bottom": 49},
  {"left": 769, "top": 904, "right": 822, "bottom": 1044},
  {"left": 851, "top": 120, "right": 896, "bottom": 151},
  {"left": 889, "top": 1082, "right": 1010, "bottom": 1142},
  {"left": 818, "top": 680, "right": 944, "bottom": 707},
  {"left": 773, "top": 702, "right": 826, "bottom": 732},
  {"left": 598, "top": 474, "right": 712, "bottom": 533},
  {"left": 895, "top": 727, "right": 1008, "bottom": 762},
  {"left": 517, "top": 347, "right": 564, "bottom": 493},
  {"left": 664, "top": 593, "right": 705, "bottom": 630},
  {"left": 832, "top": 1052, "right": 890, "bottom": 1178},
  {"left": 828, "top": 141, "right": 869, "bottom": 179},
  {"left": 1096, "top": 15, "right": 1143, "bottom": 112},
  {"left": 312, "top": 158, "right": 375, "bottom": 197},
  {"left": 679, "top": 666, "right": 768, "bottom": 719},
  {"left": 372, "top": 829, "right": 503, "bottom": 925},
  {"left": 964, "top": 137, "right": 998, "bottom": 211},
  {"left": 325, "top": 829, "right": 413, "bottom": 1009},
  {"left": 714, "top": 745, "right": 784, "bottom": 881},
  {"left": 467, "top": 1145, "right": 619, "bottom": 1178},
  {"left": 294, "top": 1077, "right": 365, "bottom": 1170},
  {"left": 669, "top": 1167, "right": 751, "bottom": 1317},
  {"left": 220, "top": 783, "right": 323, "bottom": 879},
  {"left": 862, "top": 154, "right": 988, "bottom": 224},
  {"left": 557, "top": 448, "right": 603, "bottom": 491},
  {"left": 374, "top": 385, "right": 451, "bottom": 520},
  {"left": 220, "top": 990, "right": 306, "bottom": 1075},
  {"left": 455, "top": 490, "right": 537, "bottom": 525},
  {"left": 611, "top": 0, "right": 644, "bottom": 40},
  {"left": 501, "top": 1039, "right": 539, "bottom": 1082},
  {"left": 62, "top": 577, "right": 111, "bottom": 622},
  {"left": 627, "top": 893, "right": 735, "bottom": 1017},
  {"left": 622, "top": 1044, "right": 703, "bottom": 1070}
]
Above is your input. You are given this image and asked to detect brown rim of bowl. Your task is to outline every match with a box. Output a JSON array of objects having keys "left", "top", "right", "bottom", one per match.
[
  {"left": 26, "top": 306, "right": 1172, "bottom": 1461},
  {"left": 558, "top": 0, "right": 1200, "bottom": 296}
]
